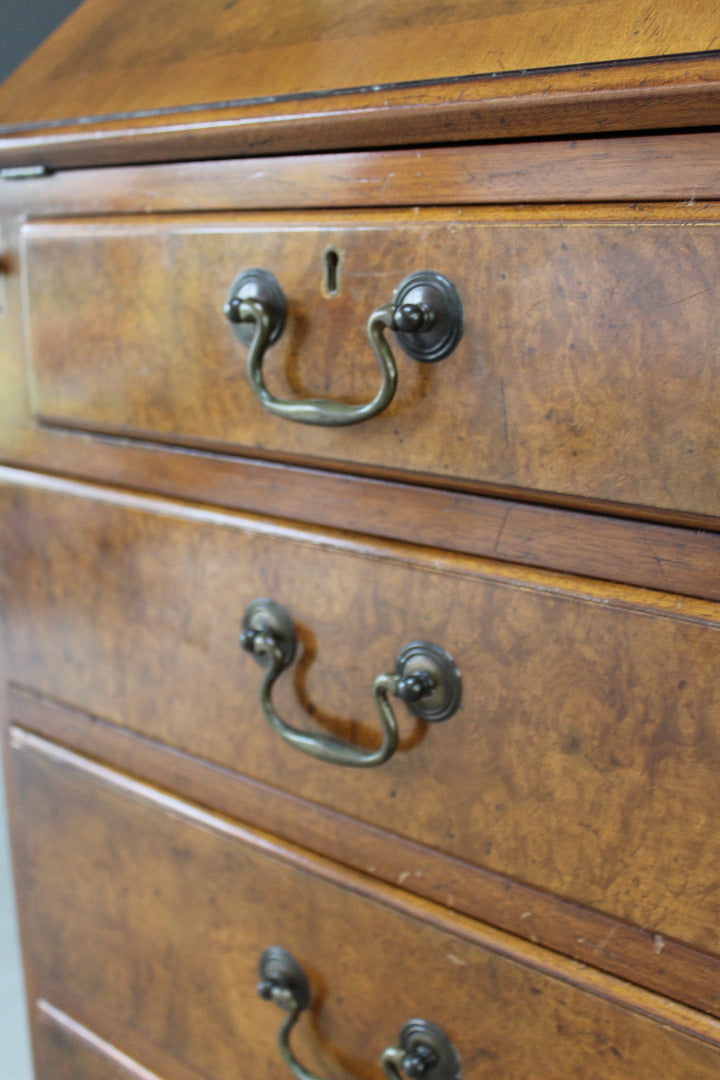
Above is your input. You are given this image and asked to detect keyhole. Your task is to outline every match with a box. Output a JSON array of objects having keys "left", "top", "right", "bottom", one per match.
[{"left": 323, "top": 246, "right": 341, "bottom": 295}]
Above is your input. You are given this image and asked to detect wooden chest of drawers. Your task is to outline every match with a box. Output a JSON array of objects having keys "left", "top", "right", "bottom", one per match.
[{"left": 3, "top": 3, "right": 720, "bottom": 1077}]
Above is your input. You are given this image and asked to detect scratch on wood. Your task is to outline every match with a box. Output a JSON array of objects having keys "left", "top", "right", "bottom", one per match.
[
  {"left": 500, "top": 377, "right": 510, "bottom": 446},
  {"left": 666, "top": 287, "right": 710, "bottom": 306},
  {"left": 446, "top": 953, "right": 468, "bottom": 966},
  {"left": 494, "top": 503, "right": 514, "bottom": 555},
  {"left": 513, "top": 296, "right": 554, "bottom": 325},
  {"left": 591, "top": 926, "right": 618, "bottom": 955},
  {"left": 398, "top": 869, "right": 423, "bottom": 883}
]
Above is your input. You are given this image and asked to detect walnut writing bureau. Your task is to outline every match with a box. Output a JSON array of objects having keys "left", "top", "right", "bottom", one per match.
[{"left": 2, "top": 3, "right": 720, "bottom": 1077}]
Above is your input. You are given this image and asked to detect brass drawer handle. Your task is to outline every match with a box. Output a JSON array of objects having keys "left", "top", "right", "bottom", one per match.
[
  {"left": 225, "top": 269, "right": 463, "bottom": 427},
  {"left": 258, "top": 946, "right": 462, "bottom": 1080},
  {"left": 240, "top": 598, "right": 462, "bottom": 768}
]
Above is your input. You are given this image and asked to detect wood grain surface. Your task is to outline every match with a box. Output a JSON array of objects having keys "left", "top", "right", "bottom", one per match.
[
  {"left": 3, "top": 7, "right": 720, "bottom": 1076},
  {"left": 3, "top": 57, "right": 720, "bottom": 168},
  {"left": 10, "top": 730, "right": 720, "bottom": 1080},
  {"left": 1, "top": 0, "right": 719, "bottom": 134},
  {"left": 21, "top": 207, "right": 720, "bottom": 521},
  {"left": 0, "top": 448, "right": 718, "bottom": 603},
  {"left": 35, "top": 1003, "right": 168, "bottom": 1080},
  {"left": 2, "top": 478, "right": 720, "bottom": 970},
  {"left": 4, "top": 135, "right": 720, "bottom": 216},
  {"left": 12, "top": 685, "right": 720, "bottom": 1020}
]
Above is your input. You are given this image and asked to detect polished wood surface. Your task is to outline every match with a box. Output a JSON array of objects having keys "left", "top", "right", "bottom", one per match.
[
  {"left": 4, "top": 132, "right": 720, "bottom": 206},
  {"left": 10, "top": 730, "right": 720, "bottom": 1080},
  {"left": 3, "top": 477, "right": 720, "bottom": 979},
  {"left": 3, "top": 6, "right": 720, "bottom": 1075},
  {"left": 3, "top": 156, "right": 720, "bottom": 599},
  {"left": 1, "top": 0, "right": 719, "bottom": 136},
  {"left": 3, "top": 58, "right": 720, "bottom": 169},
  {"left": 13, "top": 686, "right": 720, "bottom": 1021},
  {"left": 22, "top": 205, "right": 720, "bottom": 522},
  {"left": 35, "top": 1003, "right": 167, "bottom": 1080},
  {"left": 0, "top": 453, "right": 718, "bottom": 602}
]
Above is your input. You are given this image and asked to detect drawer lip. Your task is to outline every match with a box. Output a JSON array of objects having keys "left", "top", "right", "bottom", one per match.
[
  {"left": 11, "top": 723, "right": 720, "bottom": 1056},
  {"left": 3, "top": 476, "right": 720, "bottom": 975},
  {"left": 2, "top": 444, "right": 720, "bottom": 605},
  {"left": 2, "top": 56, "right": 720, "bottom": 171},
  {"left": 5, "top": 476, "right": 720, "bottom": 1018},
  {"left": 10, "top": 688, "right": 720, "bottom": 1025},
  {"left": 2, "top": 464, "right": 719, "bottom": 625},
  {"left": 37, "top": 1000, "right": 167, "bottom": 1080},
  {"left": 19, "top": 208, "right": 720, "bottom": 527},
  {"left": 3, "top": 133, "right": 720, "bottom": 218}
]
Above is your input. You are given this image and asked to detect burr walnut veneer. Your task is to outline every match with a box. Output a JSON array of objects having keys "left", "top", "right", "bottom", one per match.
[{"left": 2, "top": 2, "right": 720, "bottom": 1078}]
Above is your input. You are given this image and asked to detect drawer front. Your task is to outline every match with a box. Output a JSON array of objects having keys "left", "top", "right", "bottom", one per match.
[
  {"left": 34, "top": 1003, "right": 169, "bottom": 1080},
  {"left": 10, "top": 730, "right": 720, "bottom": 1080},
  {"left": 2, "top": 476, "right": 720, "bottom": 959},
  {"left": 21, "top": 208, "right": 720, "bottom": 521}
]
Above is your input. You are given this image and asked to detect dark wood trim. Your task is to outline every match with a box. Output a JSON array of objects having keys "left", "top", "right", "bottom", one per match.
[{"left": 11, "top": 688, "right": 720, "bottom": 1025}]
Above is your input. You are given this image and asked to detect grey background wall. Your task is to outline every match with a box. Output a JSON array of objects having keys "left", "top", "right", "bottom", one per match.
[
  {"left": 1, "top": 8, "right": 85, "bottom": 1078},
  {"left": 1, "top": 0, "right": 85, "bottom": 85},
  {"left": 0, "top": 800, "right": 32, "bottom": 1080}
]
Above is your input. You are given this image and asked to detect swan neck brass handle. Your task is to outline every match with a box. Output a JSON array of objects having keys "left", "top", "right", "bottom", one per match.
[
  {"left": 240, "top": 599, "right": 461, "bottom": 768},
  {"left": 225, "top": 269, "right": 463, "bottom": 427},
  {"left": 258, "top": 948, "right": 462, "bottom": 1080}
]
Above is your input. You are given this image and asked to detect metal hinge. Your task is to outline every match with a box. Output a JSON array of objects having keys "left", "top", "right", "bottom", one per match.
[{"left": 0, "top": 164, "right": 50, "bottom": 180}]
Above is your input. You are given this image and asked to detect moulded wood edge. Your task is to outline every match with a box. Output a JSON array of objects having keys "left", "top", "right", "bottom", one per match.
[
  {"left": 2, "top": 55, "right": 720, "bottom": 169},
  {"left": 9, "top": 687, "right": 720, "bottom": 1030}
]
